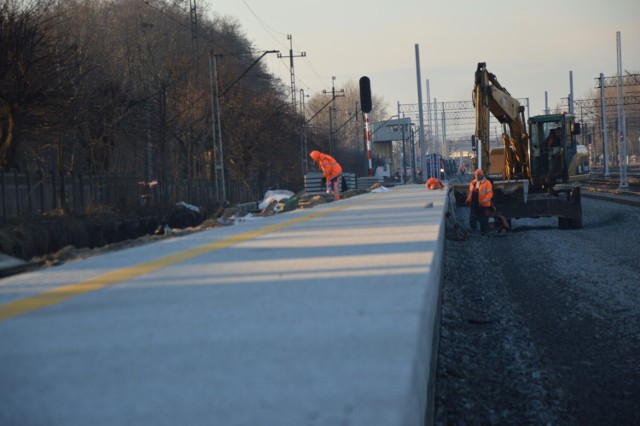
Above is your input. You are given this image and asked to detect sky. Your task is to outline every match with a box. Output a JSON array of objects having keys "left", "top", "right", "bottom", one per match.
[{"left": 204, "top": 0, "right": 640, "bottom": 118}]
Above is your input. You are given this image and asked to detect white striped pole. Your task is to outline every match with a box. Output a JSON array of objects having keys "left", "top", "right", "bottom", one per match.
[{"left": 364, "top": 113, "right": 373, "bottom": 176}]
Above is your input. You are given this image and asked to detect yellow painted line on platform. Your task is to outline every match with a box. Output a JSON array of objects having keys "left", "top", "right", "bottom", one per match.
[{"left": 0, "top": 200, "right": 362, "bottom": 322}]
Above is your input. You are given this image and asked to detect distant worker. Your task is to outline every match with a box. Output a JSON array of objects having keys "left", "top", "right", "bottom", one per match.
[
  {"left": 309, "top": 150, "right": 343, "bottom": 201},
  {"left": 546, "top": 127, "right": 562, "bottom": 148},
  {"left": 458, "top": 163, "right": 467, "bottom": 175},
  {"left": 547, "top": 127, "right": 563, "bottom": 176},
  {"left": 425, "top": 176, "right": 444, "bottom": 190},
  {"left": 465, "top": 168, "right": 493, "bottom": 234}
]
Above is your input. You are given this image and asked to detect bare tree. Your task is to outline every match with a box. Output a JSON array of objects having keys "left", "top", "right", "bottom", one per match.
[
  {"left": 0, "top": 0, "right": 310, "bottom": 204},
  {"left": 0, "top": 0, "right": 80, "bottom": 172}
]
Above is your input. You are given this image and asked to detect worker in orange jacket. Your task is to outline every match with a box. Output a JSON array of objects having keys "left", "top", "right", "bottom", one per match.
[
  {"left": 465, "top": 168, "right": 493, "bottom": 234},
  {"left": 309, "top": 150, "right": 343, "bottom": 201},
  {"left": 425, "top": 177, "right": 444, "bottom": 190}
]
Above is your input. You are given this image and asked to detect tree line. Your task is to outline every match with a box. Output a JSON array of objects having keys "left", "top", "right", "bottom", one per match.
[{"left": 0, "top": 0, "right": 388, "bottom": 207}]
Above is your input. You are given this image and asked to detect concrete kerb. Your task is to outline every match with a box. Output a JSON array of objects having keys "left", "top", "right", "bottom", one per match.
[
  {"left": 305, "top": 184, "right": 448, "bottom": 425},
  {"left": 424, "top": 191, "right": 447, "bottom": 425},
  {"left": 236, "top": 184, "right": 448, "bottom": 425}
]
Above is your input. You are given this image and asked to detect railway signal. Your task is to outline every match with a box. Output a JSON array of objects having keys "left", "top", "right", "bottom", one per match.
[{"left": 359, "top": 76, "right": 373, "bottom": 176}]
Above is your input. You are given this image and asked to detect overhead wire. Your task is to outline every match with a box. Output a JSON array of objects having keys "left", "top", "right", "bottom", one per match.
[
  {"left": 292, "top": 38, "right": 330, "bottom": 89},
  {"left": 240, "top": 0, "right": 288, "bottom": 49},
  {"left": 237, "top": 0, "right": 292, "bottom": 90},
  {"left": 138, "top": 0, "right": 262, "bottom": 57},
  {"left": 238, "top": 0, "right": 330, "bottom": 97},
  {"left": 140, "top": 0, "right": 329, "bottom": 101}
]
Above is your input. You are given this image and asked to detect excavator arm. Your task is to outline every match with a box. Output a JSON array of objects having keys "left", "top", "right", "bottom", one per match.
[{"left": 473, "top": 62, "right": 530, "bottom": 180}]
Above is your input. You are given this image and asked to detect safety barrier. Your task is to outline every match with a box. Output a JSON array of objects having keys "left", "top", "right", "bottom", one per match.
[{"left": 304, "top": 172, "right": 357, "bottom": 193}]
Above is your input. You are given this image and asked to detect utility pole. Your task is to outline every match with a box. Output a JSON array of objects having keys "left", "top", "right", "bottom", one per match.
[
  {"left": 354, "top": 101, "right": 361, "bottom": 173},
  {"left": 300, "top": 88, "right": 309, "bottom": 173},
  {"left": 208, "top": 49, "right": 279, "bottom": 203},
  {"left": 209, "top": 51, "right": 225, "bottom": 202},
  {"left": 599, "top": 73, "right": 610, "bottom": 178},
  {"left": 434, "top": 98, "right": 440, "bottom": 157},
  {"left": 545, "top": 91, "right": 549, "bottom": 115},
  {"left": 426, "top": 79, "right": 432, "bottom": 155},
  {"left": 432, "top": 98, "right": 438, "bottom": 179},
  {"left": 615, "top": 31, "right": 628, "bottom": 189},
  {"left": 569, "top": 70, "right": 574, "bottom": 115},
  {"left": 398, "top": 102, "right": 406, "bottom": 183},
  {"left": 187, "top": 0, "right": 198, "bottom": 182},
  {"left": 190, "top": 0, "right": 198, "bottom": 63},
  {"left": 441, "top": 102, "right": 446, "bottom": 179},
  {"left": 595, "top": 70, "right": 639, "bottom": 178},
  {"left": 415, "top": 45, "right": 427, "bottom": 181},
  {"left": 278, "top": 35, "right": 306, "bottom": 113},
  {"left": 323, "top": 76, "right": 345, "bottom": 156}
]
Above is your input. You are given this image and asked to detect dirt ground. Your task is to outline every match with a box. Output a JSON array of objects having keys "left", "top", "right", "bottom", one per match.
[
  {"left": 0, "top": 190, "right": 365, "bottom": 270},
  {"left": 0, "top": 203, "right": 212, "bottom": 265}
]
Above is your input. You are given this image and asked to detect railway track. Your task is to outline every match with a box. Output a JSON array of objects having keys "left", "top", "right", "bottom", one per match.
[{"left": 581, "top": 175, "right": 640, "bottom": 206}]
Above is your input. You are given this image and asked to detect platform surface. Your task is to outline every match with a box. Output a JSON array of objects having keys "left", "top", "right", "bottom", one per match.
[{"left": 0, "top": 185, "right": 447, "bottom": 426}]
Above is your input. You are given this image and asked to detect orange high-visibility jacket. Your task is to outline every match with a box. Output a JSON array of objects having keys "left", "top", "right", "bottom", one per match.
[
  {"left": 310, "top": 151, "right": 342, "bottom": 181},
  {"left": 466, "top": 178, "right": 493, "bottom": 207},
  {"left": 425, "top": 177, "right": 443, "bottom": 190}
]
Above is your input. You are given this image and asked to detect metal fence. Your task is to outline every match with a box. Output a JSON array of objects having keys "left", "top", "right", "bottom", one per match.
[
  {"left": 0, "top": 171, "right": 267, "bottom": 220},
  {"left": 303, "top": 172, "right": 359, "bottom": 193}
]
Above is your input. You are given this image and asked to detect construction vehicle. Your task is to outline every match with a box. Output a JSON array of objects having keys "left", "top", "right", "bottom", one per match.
[{"left": 452, "top": 62, "right": 590, "bottom": 229}]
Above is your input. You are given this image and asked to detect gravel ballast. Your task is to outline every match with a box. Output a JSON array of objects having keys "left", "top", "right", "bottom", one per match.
[{"left": 436, "top": 195, "right": 640, "bottom": 425}]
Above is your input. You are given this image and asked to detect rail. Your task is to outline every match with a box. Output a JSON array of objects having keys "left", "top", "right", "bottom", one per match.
[{"left": 581, "top": 172, "right": 640, "bottom": 206}]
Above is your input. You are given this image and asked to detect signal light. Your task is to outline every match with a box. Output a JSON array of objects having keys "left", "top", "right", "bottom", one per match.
[{"left": 359, "top": 76, "right": 372, "bottom": 113}]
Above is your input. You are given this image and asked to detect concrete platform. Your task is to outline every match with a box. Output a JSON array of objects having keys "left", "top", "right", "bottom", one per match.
[{"left": 0, "top": 184, "right": 448, "bottom": 426}]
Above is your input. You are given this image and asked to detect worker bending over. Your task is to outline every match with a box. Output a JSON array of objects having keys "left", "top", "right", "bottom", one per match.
[
  {"left": 465, "top": 169, "right": 493, "bottom": 234},
  {"left": 309, "top": 150, "right": 342, "bottom": 201},
  {"left": 425, "top": 177, "right": 444, "bottom": 190}
]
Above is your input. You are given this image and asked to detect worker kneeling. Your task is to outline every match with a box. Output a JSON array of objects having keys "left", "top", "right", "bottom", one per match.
[
  {"left": 310, "top": 150, "right": 342, "bottom": 201},
  {"left": 465, "top": 169, "right": 493, "bottom": 234},
  {"left": 425, "top": 176, "right": 444, "bottom": 190}
]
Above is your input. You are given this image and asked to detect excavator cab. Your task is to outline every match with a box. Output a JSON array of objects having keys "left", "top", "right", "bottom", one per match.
[{"left": 528, "top": 113, "right": 586, "bottom": 186}]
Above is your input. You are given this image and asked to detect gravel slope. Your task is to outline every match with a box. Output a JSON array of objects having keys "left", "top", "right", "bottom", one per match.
[{"left": 436, "top": 195, "right": 640, "bottom": 425}]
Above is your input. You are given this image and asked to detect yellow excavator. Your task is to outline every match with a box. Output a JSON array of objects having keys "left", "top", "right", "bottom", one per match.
[{"left": 452, "top": 62, "right": 590, "bottom": 229}]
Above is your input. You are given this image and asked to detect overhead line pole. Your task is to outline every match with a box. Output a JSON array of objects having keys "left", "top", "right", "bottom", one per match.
[
  {"left": 600, "top": 73, "right": 610, "bottom": 178},
  {"left": 616, "top": 31, "right": 628, "bottom": 188},
  {"left": 415, "top": 44, "right": 427, "bottom": 181},
  {"left": 426, "top": 80, "right": 432, "bottom": 176},
  {"left": 277, "top": 35, "right": 306, "bottom": 113},
  {"left": 300, "top": 88, "right": 309, "bottom": 173},
  {"left": 322, "top": 76, "right": 345, "bottom": 156},
  {"left": 594, "top": 70, "right": 639, "bottom": 179},
  {"left": 222, "top": 50, "right": 279, "bottom": 97},
  {"left": 209, "top": 51, "right": 225, "bottom": 202},
  {"left": 210, "top": 49, "right": 278, "bottom": 202}
]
